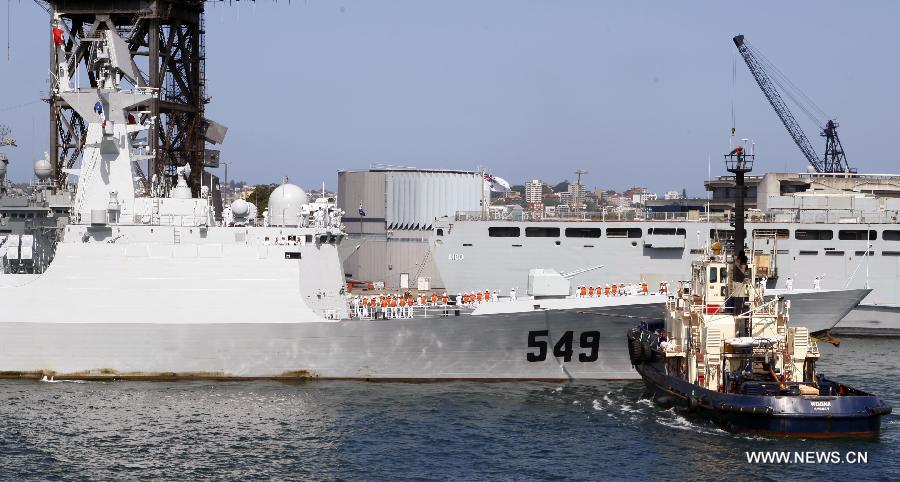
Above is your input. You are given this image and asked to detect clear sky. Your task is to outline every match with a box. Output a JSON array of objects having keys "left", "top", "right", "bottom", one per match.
[{"left": 2, "top": 0, "right": 898, "bottom": 195}]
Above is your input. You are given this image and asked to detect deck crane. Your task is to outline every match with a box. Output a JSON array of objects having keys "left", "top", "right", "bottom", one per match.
[{"left": 733, "top": 35, "right": 853, "bottom": 173}]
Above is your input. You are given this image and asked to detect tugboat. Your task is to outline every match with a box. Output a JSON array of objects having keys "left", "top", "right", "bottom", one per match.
[{"left": 627, "top": 145, "right": 891, "bottom": 438}]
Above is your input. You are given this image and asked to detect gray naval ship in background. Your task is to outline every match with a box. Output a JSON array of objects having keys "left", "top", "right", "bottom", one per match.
[
  {"left": 0, "top": 25, "right": 684, "bottom": 381},
  {"left": 0, "top": 126, "right": 73, "bottom": 275},
  {"left": 428, "top": 35, "right": 898, "bottom": 336}
]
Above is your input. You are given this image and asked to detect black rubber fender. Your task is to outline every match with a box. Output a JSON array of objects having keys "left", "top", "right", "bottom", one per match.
[
  {"left": 627, "top": 334, "right": 643, "bottom": 365},
  {"left": 641, "top": 339, "right": 655, "bottom": 363},
  {"left": 714, "top": 402, "right": 774, "bottom": 415},
  {"left": 867, "top": 405, "right": 893, "bottom": 416}
]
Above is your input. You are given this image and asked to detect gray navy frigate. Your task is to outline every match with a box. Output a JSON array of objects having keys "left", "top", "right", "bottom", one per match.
[{"left": 0, "top": 24, "right": 711, "bottom": 381}]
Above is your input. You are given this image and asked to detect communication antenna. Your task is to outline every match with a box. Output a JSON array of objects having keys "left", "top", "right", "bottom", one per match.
[{"left": 574, "top": 169, "right": 588, "bottom": 210}]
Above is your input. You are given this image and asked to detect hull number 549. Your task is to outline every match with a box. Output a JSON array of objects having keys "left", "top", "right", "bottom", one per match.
[{"left": 527, "top": 330, "right": 599, "bottom": 362}]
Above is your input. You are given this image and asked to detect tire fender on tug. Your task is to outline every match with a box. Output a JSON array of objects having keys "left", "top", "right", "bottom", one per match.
[{"left": 627, "top": 330, "right": 644, "bottom": 365}]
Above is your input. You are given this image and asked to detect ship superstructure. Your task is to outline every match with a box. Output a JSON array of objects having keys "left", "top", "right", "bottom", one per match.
[{"left": 431, "top": 172, "right": 899, "bottom": 334}]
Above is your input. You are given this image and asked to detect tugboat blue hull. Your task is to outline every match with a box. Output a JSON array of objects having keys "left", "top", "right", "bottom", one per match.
[{"left": 629, "top": 329, "right": 891, "bottom": 439}]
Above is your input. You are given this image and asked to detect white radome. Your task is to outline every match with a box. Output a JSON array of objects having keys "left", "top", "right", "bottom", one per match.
[
  {"left": 268, "top": 183, "right": 308, "bottom": 227},
  {"left": 230, "top": 198, "right": 250, "bottom": 217},
  {"left": 34, "top": 157, "right": 53, "bottom": 180}
]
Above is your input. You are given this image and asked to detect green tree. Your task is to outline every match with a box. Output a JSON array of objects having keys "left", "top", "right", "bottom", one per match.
[{"left": 249, "top": 184, "right": 278, "bottom": 214}]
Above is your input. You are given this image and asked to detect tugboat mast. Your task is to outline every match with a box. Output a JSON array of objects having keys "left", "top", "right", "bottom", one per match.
[{"left": 725, "top": 142, "right": 753, "bottom": 254}]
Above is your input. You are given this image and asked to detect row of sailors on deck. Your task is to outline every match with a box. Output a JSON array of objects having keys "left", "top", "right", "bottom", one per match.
[
  {"left": 575, "top": 282, "right": 663, "bottom": 298},
  {"left": 350, "top": 290, "right": 502, "bottom": 319}
]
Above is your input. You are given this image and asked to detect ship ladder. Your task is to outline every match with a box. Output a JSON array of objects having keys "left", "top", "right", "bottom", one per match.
[{"left": 413, "top": 245, "right": 431, "bottom": 282}]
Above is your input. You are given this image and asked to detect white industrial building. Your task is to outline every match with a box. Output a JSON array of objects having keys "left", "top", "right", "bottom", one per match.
[{"left": 338, "top": 167, "right": 483, "bottom": 289}]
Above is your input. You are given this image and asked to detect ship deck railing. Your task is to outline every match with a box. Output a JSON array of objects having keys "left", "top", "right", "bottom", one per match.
[
  {"left": 452, "top": 209, "right": 900, "bottom": 224},
  {"left": 347, "top": 302, "right": 481, "bottom": 321}
]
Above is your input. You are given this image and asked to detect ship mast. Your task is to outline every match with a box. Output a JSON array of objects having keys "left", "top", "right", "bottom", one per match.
[{"left": 725, "top": 143, "right": 753, "bottom": 255}]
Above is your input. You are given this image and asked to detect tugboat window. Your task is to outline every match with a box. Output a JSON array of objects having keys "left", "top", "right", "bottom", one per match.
[{"left": 709, "top": 267, "right": 717, "bottom": 283}]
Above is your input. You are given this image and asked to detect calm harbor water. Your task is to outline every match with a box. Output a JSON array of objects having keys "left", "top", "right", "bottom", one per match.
[{"left": 1, "top": 337, "right": 897, "bottom": 480}]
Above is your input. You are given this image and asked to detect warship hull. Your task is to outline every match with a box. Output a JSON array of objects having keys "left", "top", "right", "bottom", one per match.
[
  {"left": 0, "top": 224, "right": 680, "bottom": 381},
  {"left": 0, "top": 304, "right": 664, "bottom": 381},
  {"left": 0, "top": 222, "right": 870, "bottom": 380}
]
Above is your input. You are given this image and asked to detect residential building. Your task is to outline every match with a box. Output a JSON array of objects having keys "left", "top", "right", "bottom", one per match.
[{"left": 525, "top": 179, "right": 543, "bottom": 205}]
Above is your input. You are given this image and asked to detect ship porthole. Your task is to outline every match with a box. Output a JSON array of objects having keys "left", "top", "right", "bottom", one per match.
[{"left": 631, "top": 241, "right": 637, "bottom": 247}]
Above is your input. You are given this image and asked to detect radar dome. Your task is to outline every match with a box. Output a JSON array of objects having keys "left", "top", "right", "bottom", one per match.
[
  {"left": 268, "top": 183, "right": 309, "bottom": 227},
  {"left": 230, "top": 198, "right": 250, "bottom": 217},
  {"left": 34, "top": 157, "right": 52, "bottom": 180}
]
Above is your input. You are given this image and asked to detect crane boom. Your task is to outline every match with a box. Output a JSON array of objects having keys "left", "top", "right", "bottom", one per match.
[{"left": 733, "top": 35, "right": 851, "bottom": 173}]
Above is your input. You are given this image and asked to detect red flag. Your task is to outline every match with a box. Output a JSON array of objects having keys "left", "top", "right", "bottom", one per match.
[{"left": 52, "top": 27, "right": 65, "bottom": 46}]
